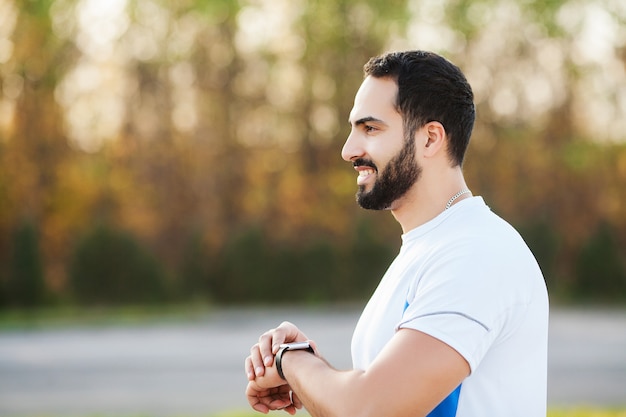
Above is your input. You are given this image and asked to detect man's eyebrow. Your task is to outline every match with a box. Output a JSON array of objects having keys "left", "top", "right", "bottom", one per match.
[{"left": 350, "top": 116, "right": 386, "bottom": 127}]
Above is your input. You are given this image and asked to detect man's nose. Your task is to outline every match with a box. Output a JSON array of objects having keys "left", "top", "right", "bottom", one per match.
[{"left": 341, "top": 130, "right": 364, "bottom": 162}]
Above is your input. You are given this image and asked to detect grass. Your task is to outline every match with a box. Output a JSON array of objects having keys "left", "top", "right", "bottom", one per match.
[
  {"left": 209, "top": 410, "right": 626, "bottom": 417},
  {"left": 547, "top": 410, "right": 626, "bottom": 417}
]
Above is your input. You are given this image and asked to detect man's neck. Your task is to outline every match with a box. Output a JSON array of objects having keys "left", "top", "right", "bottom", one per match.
[{"left": 391, "top": 169, "right": 469, "bottom": 234}]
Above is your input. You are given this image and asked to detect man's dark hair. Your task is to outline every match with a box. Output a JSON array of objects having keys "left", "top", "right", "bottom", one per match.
[{"left": 364, "top": 50, "right": 475, "bottom": 166}]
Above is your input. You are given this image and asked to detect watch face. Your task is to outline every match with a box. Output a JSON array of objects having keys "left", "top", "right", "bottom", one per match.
[{"left": 280, "top": 341, "right": 311, "bottom": 350}]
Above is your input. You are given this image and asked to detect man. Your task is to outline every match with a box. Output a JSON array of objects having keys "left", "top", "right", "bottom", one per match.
[{"left": 244, "top": 50, "right": 549, "bottom": 417}]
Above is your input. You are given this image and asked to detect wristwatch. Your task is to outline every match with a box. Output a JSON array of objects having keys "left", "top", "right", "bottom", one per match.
[{"left": 275, "top": 341, "right": 315, "bottom": 380}]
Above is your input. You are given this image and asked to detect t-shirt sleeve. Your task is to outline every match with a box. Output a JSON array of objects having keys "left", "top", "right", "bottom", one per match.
[{"left": 396, "top": 241, "right": 511, "bottom": 373}]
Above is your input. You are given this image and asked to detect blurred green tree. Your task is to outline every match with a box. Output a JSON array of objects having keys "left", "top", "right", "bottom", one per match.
[
  {"left": 69, "top": 224, "right": 167, "bottom": 305},
  {"left": 576, "top": 222, "right": 626, "bottom": 301},
  {"left": 4, "top": 221, "right": 46, "bottom": 307}
]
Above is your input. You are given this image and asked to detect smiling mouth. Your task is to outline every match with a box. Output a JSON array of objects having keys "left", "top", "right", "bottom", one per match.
[
  {"left": 358, "top": 168, "right": 375, "bottom": 178},
  {"left": 355, "top": 166, "right": 376, "bottom": 186},
  {"left": 352, "top": 159, "right": 377, "bottom": 185}
]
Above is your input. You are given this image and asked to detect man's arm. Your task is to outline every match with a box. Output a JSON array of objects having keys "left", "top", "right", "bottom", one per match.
[{"left": 249, "top": 327, "right": 469, "bottom": 417}]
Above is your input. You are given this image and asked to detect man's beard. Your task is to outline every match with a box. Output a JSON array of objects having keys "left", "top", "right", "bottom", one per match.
[{"left": 355, "top": 137, "right": 422, "bottom": 210}]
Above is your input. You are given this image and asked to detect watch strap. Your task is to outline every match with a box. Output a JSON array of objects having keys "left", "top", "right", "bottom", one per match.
[{"left": 275, "top": 342, "right": 314, "bottom": 380}]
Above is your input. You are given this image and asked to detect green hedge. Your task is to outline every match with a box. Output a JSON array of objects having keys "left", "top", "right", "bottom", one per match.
[
  {"left": 69, "top": 224, "right": 167, "bottom": 306},
  {"left": 1, "top": 221, "right": 46, "bottom": 307},
  {"left": 1, "top": 219, "right": 625, "bottom": 308}
]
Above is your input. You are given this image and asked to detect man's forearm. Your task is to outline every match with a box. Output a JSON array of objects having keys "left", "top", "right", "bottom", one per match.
[
  {"left": 278, "top": 329, "right": 467, "bottom": 417},
  {"left": 281, "top": 350, "right": 368, "bottom": 417}
]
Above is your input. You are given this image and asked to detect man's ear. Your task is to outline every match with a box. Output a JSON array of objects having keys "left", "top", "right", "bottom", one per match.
[{"left": 422, "top": 121, "right": 446, "bottom": 158}]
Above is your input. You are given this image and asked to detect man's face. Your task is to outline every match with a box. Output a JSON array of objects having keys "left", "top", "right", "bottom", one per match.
[{"left": 342, "top": 76, "right": 421, "bottom": 210}]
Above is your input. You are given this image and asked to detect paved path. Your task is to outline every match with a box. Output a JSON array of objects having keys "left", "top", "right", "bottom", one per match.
[{"left": 0, "top": 306, "right": 624, "bottom": 416}]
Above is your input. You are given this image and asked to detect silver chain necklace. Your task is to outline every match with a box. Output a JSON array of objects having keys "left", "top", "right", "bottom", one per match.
[{"left": 445, "top": 189, "right": 471, "bottom": 210}]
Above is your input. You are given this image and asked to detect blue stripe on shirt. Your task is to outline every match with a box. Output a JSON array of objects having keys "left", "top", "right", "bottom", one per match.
[
  {"left": 403, "top": 298, "right": 462, "bottom": 416},
  {"left": 427, "top": 384, "right": 462, "bottom": 417},
  {"left": 427, "top": 384, "right": 463, "bottom": 417}
]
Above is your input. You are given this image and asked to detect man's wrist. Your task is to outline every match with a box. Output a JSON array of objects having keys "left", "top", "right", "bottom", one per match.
[{"left": 275, "top": 341, "right": 315, "bottom": 380}]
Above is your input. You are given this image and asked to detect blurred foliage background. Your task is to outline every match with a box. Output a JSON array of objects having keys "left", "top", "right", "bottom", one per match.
[{"left": 0, "top": 0, "right": 625, "bottom": 309}]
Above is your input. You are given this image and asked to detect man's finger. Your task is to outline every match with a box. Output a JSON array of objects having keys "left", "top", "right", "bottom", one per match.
[
  {"left": 258, "top": 329, "right": 281, "bottom": 366},
  {"left": 249, "top": 343, "right": 266, "bottom": 377},
  {"left": 244, "top": 356, "right": 255, "bottom": 381}
]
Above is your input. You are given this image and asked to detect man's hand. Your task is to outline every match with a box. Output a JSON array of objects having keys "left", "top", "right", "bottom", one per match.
[
  {"left": 250, "top": 354, "right": 286, "bottom": 389},
  {"left": 246, "top": 321, "right": 309, "bottom": 379},
  {"left": 245, "top": 321, "right": 315, "bottom": 414},
  {"left": 246, "top": 380, "right": 302, "bottom": 415}
]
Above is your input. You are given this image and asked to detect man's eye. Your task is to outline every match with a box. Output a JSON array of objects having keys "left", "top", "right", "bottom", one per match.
[{"left": 364, "top": 125, "right": 377, "bottom": 132}]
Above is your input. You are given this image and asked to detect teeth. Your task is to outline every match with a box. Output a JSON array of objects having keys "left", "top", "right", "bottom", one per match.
[{"left": 359, "top": 169, "right": 374, "bottom": 177}]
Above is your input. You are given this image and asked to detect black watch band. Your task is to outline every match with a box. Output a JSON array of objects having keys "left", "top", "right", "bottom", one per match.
[{"left": 275, "top": 341, "right": 314, "bottom": 380}]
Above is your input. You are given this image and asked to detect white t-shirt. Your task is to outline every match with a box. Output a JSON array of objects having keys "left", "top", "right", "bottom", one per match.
[{"left": 351, "top": 197, "right": 549, "bottom": 417}]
